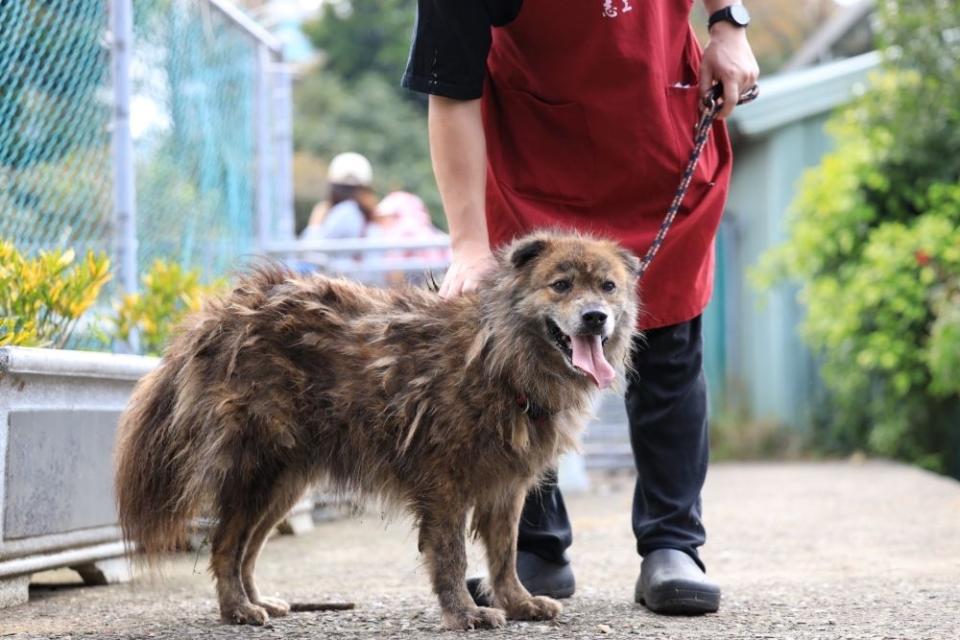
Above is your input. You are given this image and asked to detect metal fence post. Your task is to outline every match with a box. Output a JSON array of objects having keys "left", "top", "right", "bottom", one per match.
[
  {"left": 272, "top": 60, "right": 295, "bottom": 243},
  {"left": 109, "top": 0, "right": 138, "bottom": 296},
  {"left": 109, "top": 0, "right": 139, "bottom": 353},
  {"left": 254, "top": 43, "right": 273, "bottom": 253}
]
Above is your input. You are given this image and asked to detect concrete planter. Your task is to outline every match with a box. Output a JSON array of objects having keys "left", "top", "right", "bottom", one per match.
[
  {"left": 0, "top": 346, "right": 324, "bottom": 609},
  {"left": 0, "top": 346, "right": 157, "bottom": 607}
]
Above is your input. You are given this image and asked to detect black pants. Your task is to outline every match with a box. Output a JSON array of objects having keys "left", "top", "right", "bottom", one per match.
[{"left": 517, "top": 316, "right": 709, "bottom": 570}]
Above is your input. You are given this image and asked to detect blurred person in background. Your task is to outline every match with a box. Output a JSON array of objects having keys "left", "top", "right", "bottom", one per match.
[
  {"left": 369, "top": 190, "right": 452, "bottom": 285},
  {"left": 300, "top": 151, "right": 378, "bottom": 242},
  {"left": 299, "top": 151, "right": 378, "bottom": 278}
]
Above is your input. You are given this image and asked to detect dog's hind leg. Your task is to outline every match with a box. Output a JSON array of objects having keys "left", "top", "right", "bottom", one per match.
[
  {"left": 240, "top": 472, "right": 308, "bottom": 618},
  {"left": 210, "top": 465, "right": 285, "bottom": 625},
  {"left": 210, "top": 505, "right": 267, "bottom": 625},
  {"left": 417, "top": 502, "right": 506, "bottom": 630},
  {"left": 473, "top": 486, "right": 562, "bottom": 622}
]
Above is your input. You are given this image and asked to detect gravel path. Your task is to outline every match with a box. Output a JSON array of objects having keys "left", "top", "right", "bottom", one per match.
[{"left": 5, "top": 461, "right": 960, "bottom": 639}]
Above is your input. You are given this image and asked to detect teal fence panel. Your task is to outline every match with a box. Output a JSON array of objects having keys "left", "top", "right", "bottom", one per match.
[
  {"left": 0, "top": 1, "right": 113, "bottom": 257},
  {"left": 0, "top": 0, "right": 287, "bottom": 287},
  {"left": 131, "top": 0, "right": 258, "bottom": 276}
]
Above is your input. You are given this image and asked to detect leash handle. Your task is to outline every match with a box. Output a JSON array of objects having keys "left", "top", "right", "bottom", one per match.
[
  {"left": 704, "top": 82, "right": 760, "bottom": 110},
  {"left": 636, "top": 83, "right": 759, "bottom": 281}
]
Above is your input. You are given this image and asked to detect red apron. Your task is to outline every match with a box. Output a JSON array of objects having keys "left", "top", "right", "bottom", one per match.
[{"left": 482, "top": 0, "right": 732, "bottom": 330}]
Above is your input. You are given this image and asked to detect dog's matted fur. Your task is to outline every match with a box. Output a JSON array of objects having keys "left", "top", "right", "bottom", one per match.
[{"left": 114, "top": 230, "right": 639, "bottom": 630}]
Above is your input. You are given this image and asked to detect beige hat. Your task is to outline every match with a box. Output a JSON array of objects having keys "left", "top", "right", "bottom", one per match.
[{"left": 327, "top": 152, "right": 373, "bottom": 187}]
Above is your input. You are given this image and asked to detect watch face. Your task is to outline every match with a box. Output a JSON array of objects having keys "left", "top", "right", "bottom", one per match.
[{"left": 730, "top": 5, "right": 750, "bottom": 26}]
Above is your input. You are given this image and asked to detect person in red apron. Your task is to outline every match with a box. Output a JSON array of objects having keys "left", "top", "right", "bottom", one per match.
[{"left": 403, "top": 0, "right": 758, "bottom": 615}]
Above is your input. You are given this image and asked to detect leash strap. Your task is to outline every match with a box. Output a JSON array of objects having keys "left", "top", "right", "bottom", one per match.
[{"left": 636, "top": 83, "right": 759, "bottom": 281}]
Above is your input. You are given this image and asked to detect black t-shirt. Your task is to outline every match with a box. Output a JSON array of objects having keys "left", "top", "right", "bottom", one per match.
[{"left": 402, "top": 0, "right": 524, "bottom": 100}]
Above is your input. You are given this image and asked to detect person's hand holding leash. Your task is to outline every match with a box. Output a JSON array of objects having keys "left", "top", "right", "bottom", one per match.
[{"left": 700, "top": 3, "right": 760, "bottom": 119}]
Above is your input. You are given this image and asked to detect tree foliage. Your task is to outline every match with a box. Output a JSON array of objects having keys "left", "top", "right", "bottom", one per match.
[
  {"left": 303, "top": 0, "right": 416, "bottom": 86},
  {"left": 755, "top": 2, "right": 960, "bottom": 475},
  {"left": 293, "top": 0, "right": 440, "bottom": 229}
]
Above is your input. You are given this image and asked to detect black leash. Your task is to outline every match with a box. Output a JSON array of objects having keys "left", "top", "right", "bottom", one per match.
[{"left": 636, "top": 83, "right": 760, "bottom": 280}]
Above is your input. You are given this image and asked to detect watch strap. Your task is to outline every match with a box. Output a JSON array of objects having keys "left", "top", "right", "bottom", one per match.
[{"left": 708, "top": 5, "right": 749, "bottom": 29}]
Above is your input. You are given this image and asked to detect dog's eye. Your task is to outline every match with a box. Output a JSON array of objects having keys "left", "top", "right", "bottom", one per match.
[
  {"left": 551, "top": 279, "right": 572, "bottom": 294},
  {"left": 601, "top": 280, "right": 616, "bottom": 293}
]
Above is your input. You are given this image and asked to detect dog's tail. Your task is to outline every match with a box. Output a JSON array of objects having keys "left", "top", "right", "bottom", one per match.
[{"left": 114, "top": 354, "right": 206, "bottom": 561}]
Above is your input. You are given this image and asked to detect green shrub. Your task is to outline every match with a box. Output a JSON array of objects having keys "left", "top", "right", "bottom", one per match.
[
  {"left": 927, "top": 285, "right": 960, "bottom": 398},
  {"left": 0, "top": 239, "right": 111, "bottom": 348},
  {"left": 754, "top": 2, "right": 960, "bottom": 474}
]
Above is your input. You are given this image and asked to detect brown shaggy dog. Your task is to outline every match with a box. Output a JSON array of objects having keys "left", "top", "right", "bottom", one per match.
[{"left": 114, "top": 231, "right": 639, "bottom": 630}]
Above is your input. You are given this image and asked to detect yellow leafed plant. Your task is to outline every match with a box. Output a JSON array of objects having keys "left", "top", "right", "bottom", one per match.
[
  {"left": 113, "top": 260, "right": 225, "bottom": 356},
  {"left": 0, "top": 239, "right": 112, "bottom": 348}
]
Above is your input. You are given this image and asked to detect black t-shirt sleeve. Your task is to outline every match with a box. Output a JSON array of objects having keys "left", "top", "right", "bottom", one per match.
[{"left": 402, "top": 1, "right": 522, "bottom": 100}]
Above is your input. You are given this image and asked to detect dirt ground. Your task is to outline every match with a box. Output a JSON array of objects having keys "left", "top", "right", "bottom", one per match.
[{"left": 5, "top": 460, "right": 960, "bottom": 639}]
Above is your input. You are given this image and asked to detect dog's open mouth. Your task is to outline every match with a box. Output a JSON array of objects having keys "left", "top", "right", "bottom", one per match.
[
  {"left": 545, "top": 318, "right": 616, "bottom": 389},
  {"left": 547, "top": 317, "right": 573, "bottom": 356}
]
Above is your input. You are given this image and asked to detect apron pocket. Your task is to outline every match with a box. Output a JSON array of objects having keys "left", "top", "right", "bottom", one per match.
[{"left": 490, "top": 88, "right": 596, "bottom": 207}]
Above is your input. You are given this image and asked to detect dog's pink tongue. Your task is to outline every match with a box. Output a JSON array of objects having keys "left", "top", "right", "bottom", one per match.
[{"left": 571, "top": 334, "right": 616, "bottom": 389}]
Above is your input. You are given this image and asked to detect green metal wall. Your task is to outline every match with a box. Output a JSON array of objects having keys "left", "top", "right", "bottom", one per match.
[{"left": 702, "top": 113, "right": 835, "bottom": 430}]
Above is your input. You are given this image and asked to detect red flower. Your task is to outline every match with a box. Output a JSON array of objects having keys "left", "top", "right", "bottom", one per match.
[{"left": 915, "top": 250, "right": 931, "bottom": 266}]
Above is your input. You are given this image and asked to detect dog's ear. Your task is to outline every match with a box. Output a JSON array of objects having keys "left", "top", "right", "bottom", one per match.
[
  {"left": 510, "top": 238, "right": 548, "bottom": 269},
  {"left": 619, "top": 249, "right": 641, "bottom": 277}
]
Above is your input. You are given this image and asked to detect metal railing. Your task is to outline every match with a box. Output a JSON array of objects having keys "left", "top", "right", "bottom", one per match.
[{"left": 265, "top": 236, "right": 453, "bottom": 283}]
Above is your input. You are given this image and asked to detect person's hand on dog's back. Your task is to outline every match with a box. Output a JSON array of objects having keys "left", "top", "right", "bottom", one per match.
[
  {"left": 427, "top": 95, "right": 498, "bottom": 298},
  {"left": 439, "top": 239, "right": 496, "bottom": 298}
]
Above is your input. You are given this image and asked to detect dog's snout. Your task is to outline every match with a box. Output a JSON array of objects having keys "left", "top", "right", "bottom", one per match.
[{"left": 582, "top": 310, "right": 607, "bottom": 332}]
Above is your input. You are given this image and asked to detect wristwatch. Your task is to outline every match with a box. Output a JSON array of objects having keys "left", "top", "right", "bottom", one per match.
[{"left": 708, "top": 5, "right": 751, "bottom": 30}]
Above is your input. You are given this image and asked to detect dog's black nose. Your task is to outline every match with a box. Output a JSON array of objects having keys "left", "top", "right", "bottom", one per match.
[{"left": 582, "top": 310, "right": 607, "bottom": 331}]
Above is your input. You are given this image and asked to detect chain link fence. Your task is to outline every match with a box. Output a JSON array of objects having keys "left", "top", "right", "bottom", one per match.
[
  {"left": 0, "top": 0, "right": 293, "bottom": 288},
  {"left": 0, "top": 1, "right": 113, "bottom": 256}
]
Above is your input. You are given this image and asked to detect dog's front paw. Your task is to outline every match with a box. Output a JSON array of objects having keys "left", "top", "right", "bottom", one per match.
[
  {"left": 441, "top": 606, "right": 507, "bottom": 630},
  {"left": 505, "top": 595, "right": 562, "bottom": 621},
  {"left": 256, "top": 596, "right": 290, "bottom": 617},
  {"left": 221, "top": 602, "right": 269, "bottom": 625}
]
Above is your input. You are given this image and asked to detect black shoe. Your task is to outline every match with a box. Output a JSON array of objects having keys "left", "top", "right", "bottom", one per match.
[
  {"left": 635, "top": 548, "right": 720, "bottom": 615},
  {"left": 466, "top": 551, "right": 576, "bottom": 607}
]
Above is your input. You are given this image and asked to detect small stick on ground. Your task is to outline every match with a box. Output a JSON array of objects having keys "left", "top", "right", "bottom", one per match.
[{"left": 289, "top": 602, "right": 356, "bottom": 612}]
